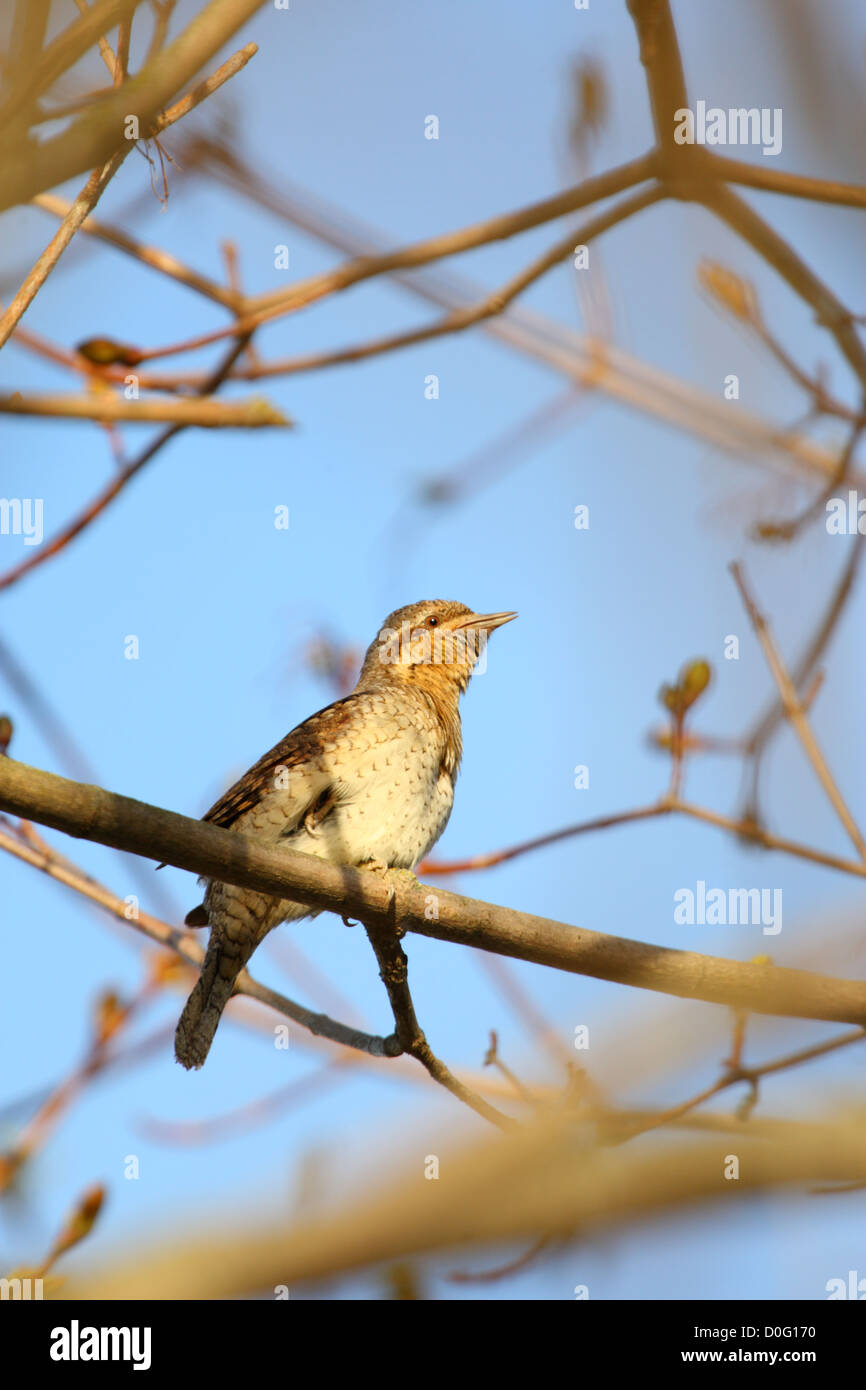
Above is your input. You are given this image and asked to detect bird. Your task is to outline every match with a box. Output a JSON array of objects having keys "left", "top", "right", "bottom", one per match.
[{"left": 174, "top": 599, "right": 517, "bottom": 1069}]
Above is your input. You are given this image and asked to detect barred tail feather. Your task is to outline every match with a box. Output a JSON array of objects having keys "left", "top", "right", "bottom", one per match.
[{"left": 174, "top": 935, "right": 251, "bottom": 1070}]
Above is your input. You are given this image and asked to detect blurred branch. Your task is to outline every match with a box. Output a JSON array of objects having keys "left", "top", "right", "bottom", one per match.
[
  {"left": 5, "top": 0, "right": 52, "bottom": 81},
  {"left": 721, "top": 157, "right": 866, "bottom": 210},
  {"left": 627, "top": 0, "right": 689, "bottom": 160},
  {"left": 0, "top": 0, "right": 145, "bottom": 130},
  {"left": 0, "top": 820, "right": 399, "bottom": 1059},
  {"left": 125, "top": 153, "right": 658, "bottom": 361},
  {"left": 610, "top": 1024, "right": 866, "bottom": 1142},
  {"left": 63, "top": 1111, "right": 866, "bottom": 1297},
  {"left": 0, "top": 390, "right": 289, "bottom": 426},
  {"left": 426, "top": 794, "right": 866, "bottom": 884},
  {"left": 0, "top": 328, "right": 256, "bottom": 594},
  {"left": 743, "top": 533, "right": 865, "bottom": 762},
  {"left": 0, "top": 0, "right": 266, "bottom": 211},
  {"left": 703, "top": 181, "right": 866, "bottom": 394},
  {"left": 32, "top": 191, "right": 241, "bottom": 309},
  {"left": 74, "top": 0, "right": 124, "bottom": 81},
  {"left": 422, "top": 804, "right": 665, "bottom": 875},
  {"left": 731, "top": 561, "right": 866, "bottom": 861},
  {"left": 138, "top": 186, "right": 661, "bottom": 378},
  {"left": 0, "top": 156, "right": 126, "bottom": 350},
  {"left": 0, "top": 954, "right": 174, "bottom": 1192},
  {"left": 755, "top": 419, "right": 865, "bottom": 542},
  {"left": 172, "top": 136, "right": 845, "bottom": 484},
  {"left": 0, "top": 40, "right": 258, "bottom": 345}
]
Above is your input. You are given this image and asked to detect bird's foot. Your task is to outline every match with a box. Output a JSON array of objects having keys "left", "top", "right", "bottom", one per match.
[
  {"left": 361, "top": 857, "right": 391, "bottom": 878},
  {"left": 360, "top": 861, "right": 418, "bottom": 919},
  {"left": 360, "top": 858, "right": 398, "bottom": 907},
  {"left": 386, "top": 866, "right": 420, "bottom": 891}
]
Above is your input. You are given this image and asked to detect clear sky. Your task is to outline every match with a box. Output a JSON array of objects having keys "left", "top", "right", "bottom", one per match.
[{"left": 2, "top": 0, "right": 866, "bottom": 1299}]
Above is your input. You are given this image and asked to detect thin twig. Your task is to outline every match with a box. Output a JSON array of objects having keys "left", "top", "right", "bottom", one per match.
[
  {"left": 0, "top": 328, "right": 256, "bottom": 594},
  {"left": 31, "top": 193, "right": 240, "bottom": 308},
  {"left": 755, "top": 417, "right": 865, "bottom": 542},
  {"left": 0, "top": 391, "right": 288, "bottom": 426},
  {"left": 130, "top": 155, "right": 659, "bottom": 360},
  {"left": 133, "top": 186, "right": 661, "bottom": 376},
  {"left": 0, "top": 154, "right": 126, "bottom": 349},
  {"left": 609, "top": 1025, "right": 866, "bottom": 1143},
  {"left": 364, "top": 916, "right": 518, "bottom": 1130},
  {"left": 731, "top": 561, "right": 866, "bottom": 861},
  {"left": 0, "top": 822, "right": 399, "bottom": 1059},
  {"left": 719, "top": 156, "right": 866, "bottom": 211}
]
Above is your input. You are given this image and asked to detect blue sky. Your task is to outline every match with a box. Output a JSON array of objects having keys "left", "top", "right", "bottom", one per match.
[{"left": 2, "top": 0, "right": 866, "bottom": 1299}]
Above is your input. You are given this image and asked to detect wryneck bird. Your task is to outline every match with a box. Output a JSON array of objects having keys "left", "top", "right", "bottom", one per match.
[{"left": 175, "top": 599, "right": 516, "bottom": 1069}]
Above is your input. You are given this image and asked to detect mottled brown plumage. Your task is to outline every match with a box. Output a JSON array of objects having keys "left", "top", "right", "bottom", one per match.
[{"left": 174, "top": 600, "right": 516, "bottom": 1069}]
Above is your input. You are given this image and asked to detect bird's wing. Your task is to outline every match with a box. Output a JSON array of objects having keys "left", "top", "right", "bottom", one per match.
[
  {"left": 181, "top": 695, "right": 365, "bottom": 924},
  {"left": 199, "top": 692, "right": 364, "bottom": 830}
]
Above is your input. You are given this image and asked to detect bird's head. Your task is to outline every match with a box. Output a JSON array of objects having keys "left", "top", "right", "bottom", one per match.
[{"left": 358, "top": 599, "right": 517, "bottom": 698}]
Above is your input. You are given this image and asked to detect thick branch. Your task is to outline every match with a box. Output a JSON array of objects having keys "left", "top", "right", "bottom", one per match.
[
  {"left": 0, "top": 0, "right": 145, "bottom": 131},
  {"left": 627, "top": 0, "right": 690, "bottom": 162},
  {"left": 2, "top": 757, "right": 866, "bottom": 1027},
  {"left": 64, "top": 1115, "right": 866, "bottom": 1298}
]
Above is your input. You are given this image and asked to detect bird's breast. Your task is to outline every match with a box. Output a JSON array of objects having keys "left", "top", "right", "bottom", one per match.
[{"left": 292, "top": 724, "right": 454, "bottom": 869}]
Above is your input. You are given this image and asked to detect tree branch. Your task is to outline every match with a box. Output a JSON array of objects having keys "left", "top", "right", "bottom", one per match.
[
  {"left": 135, "top": 154, "right": 660, "bottom": 359},
  {"left": 0, "top": 391, "right": 289, "bottom": 427},
  {"left": 0, "top": 822, "right": 397, "bottom": 1060},
  {"left": 364, "top": 916, "right": 516, "bottom": 1130},
  {"left": 2, "top": 757, "right": 866, "bottom": 1027},
  {"left": 719, "top": 156, "right": 866, "bottom": 211},
  {"left": 0, "top": 0, "right": 267, "bottom": 211}
]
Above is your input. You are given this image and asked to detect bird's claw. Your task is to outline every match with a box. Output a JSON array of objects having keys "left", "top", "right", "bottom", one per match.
[{"left": 361, "top": 861, "right": 418, "bottom": 914}]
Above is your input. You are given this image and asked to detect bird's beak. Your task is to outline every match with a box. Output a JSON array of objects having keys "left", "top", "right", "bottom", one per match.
[{"left": 454, "top": 610, "right": 518, "bottom": 633}]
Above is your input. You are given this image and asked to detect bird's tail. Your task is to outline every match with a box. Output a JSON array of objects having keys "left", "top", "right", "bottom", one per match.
[{"left": 175, "top": 932, "right": 253, "bottom": 1070}]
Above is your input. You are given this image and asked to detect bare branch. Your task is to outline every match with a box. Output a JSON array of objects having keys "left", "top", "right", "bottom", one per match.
[
  {"left": 0, "top": 391, "right": 289, "bottom": 427},
  {"left": 364, "top": 915, "right": 517, "bottom": 1130},
  {"left": 3, "top": 757, "right": 866, "bottom": 1027},
  {"left": 731, "top": 561, "right": 866, "bottom": 861},
  {"left": 0, "top": 155, "right": 127, "bottom": 350},
  {"left": 719, "top": 156, "right": 866, "bottom": 211},
  {"left": 0, "top": 0, "right": 266, "bottom": 211},
  {"left": 0, "top": 329, "right": 256, "bottom": 594}
]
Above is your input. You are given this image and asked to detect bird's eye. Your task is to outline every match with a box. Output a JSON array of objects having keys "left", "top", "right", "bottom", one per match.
[{"left": 426, "top": 615, "right": 438, "bottom": 627}]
